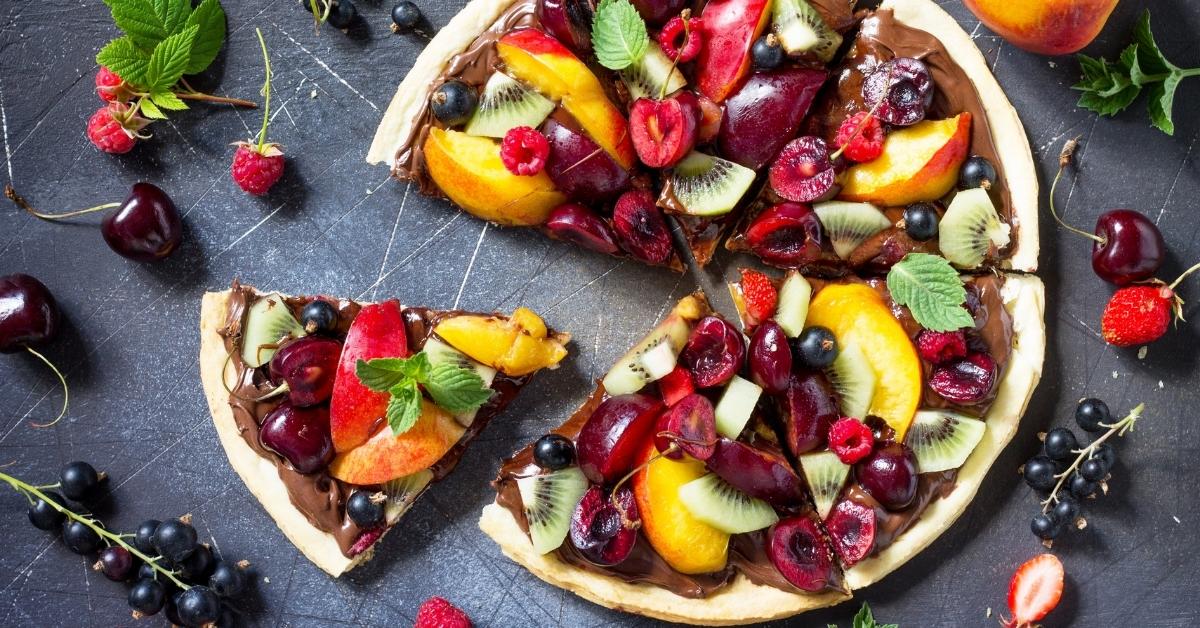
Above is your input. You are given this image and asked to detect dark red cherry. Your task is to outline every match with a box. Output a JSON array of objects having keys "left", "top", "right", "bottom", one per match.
[
  {"left": 544, "top": 119, "right": 630, "bottom": 203},
  {"left": 611, "top": 190, "right": 673, "bottom": 265},
  {"left": 928, "top": 352, "right": 997, "bottom": 405},
  {"left": 824, "top": 498, "right": 876, "bottom": 567},
  {"left": 259, "top": 402, "right": 334, "bottom": 474},
  {"left": 630, "top": 0, "right": 688, "bottom": 25},
  {"left": 569, "top": 486, "right": 638, "bottom": 566},
  {"left": 743, "top": 203, "right": 824, "bottom": 267},
  {"left": 576, "top": 393, "right": 664, "bottom": 484},
  {"left": 680, "top": 316, "right": 745, "bottom": 388},
  {"left": 769, "top": 137, "right": 837, "bottom": 203},
  {"left": 779, "top": 370, "right": 838, "bottom": 456},
  {"left": 653, "top": 393, "right": 717, "bottom": 460},
  {"left": 102, "top": 183, "right": 182, "bottom": 262},
  {"left": 269, "top": 336, "right": 342, "bottom": 407},
  {"left": 0, "top": 274, "right": 59, "bottom": 353},
  {"left": 767, "top": 515, "right": 837, "bottom": 592},
  {"left": 538, "top": 0, "right": 593, "bottom": 53},
  {"left": 854, "top": 442, "right": 918, "bottom": 511},
  {"left": 861, "top": 58, "right": 933, "bottom": 126},
  {"left": 1092, "top": 209, "right": 1165, "bottom": 285},
  {"left": 706, "top": 438, "right": 807, "bottom": 508},
  {"left": 545, "top": 203, "right": 620, "bottom": 255},
  {"left": 748, "top": 321, "right": 792, "bottom": 394}
]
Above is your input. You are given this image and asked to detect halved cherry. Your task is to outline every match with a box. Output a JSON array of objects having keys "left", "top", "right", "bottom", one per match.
[
  {"left": 929, "top": 352, "right": 997, "bottom": 405},
  {"left": 706, "top": 438, "right": 806, "bottom": 508},
  {"left": 767, "top": 515, "right": 838, "bottom": 592},
  {"left": 569, "top": 485, "right": 639, "bottom": 566},
  {"left": 545, "top": 203, "right": 620, "bottom": 255},
  {"left": 769, "top": 136, "right": 837, "bottom": 203},
  {"left": 680, "top": 316, "right": 745, "bottom": 388},
  {"left": 630, "top": 96, "right": 698, "bottom": 168},
  {"left": 653, "top": 393, "right": 717, "bottom": 460},
  {"left": 779, "top": 370, "right": 838, "bottom": 456},
  {"left": 744, "top": 203, "right": 824, "bottom": 267},
  {"left": 612, "top": 190, "right": 674, "bottom": 265},
  {"left": 576, "top": 393, "right": 664, "bottom": 484},
  {"left": 825, "top": 498, "right": 876, "bottom": 567}
]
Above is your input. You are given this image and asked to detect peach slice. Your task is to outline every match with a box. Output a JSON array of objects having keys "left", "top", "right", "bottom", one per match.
[
  {"left": 804, "top": 283, "right": 921, "bottom": 441},
  {"left": 329, "top": 399, "right": 465, "bottom": 485},
  {"left": 838, "top": 113, "right": 971, "bottom": 207},
  {"left": 695, "top": 0, "right": 772, "bottom": 102},
  {"left": 497, "top": 29, "right": 636, "bottom": 169},
  {"left": 423, "top": 128, "right": 565, "bottom": 227},
  {"left": 434, "top": 307, "right": 567, "bottom": 377},
  {"left": 632, "top": 443, "right": 729, "bottom": 574},
  {"left": 330, "top": 301, "right": 408, "bottom": 453}
]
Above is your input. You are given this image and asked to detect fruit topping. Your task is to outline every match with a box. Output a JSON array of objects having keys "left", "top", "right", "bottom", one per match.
[
  {"left": 657, "top": 365, "right": 695, "bottom": 406},
  {"left": 434, "top": 307, "right": 567, "bottom": 376},
  {"left": 706, "top": 437, "right": 806, "bottom": 507},
  {"left": 861, "top": 58, "right": 933, "bottom": 126},
  {"left": 241, "top": 293, "right": 306, "bottom": 368},
  {"left": 766, "top": 515, "right": 837, "bottom": 592},
  {"left": 694, "top": 0, "right": 772, "bottom": 103},
  {"left": 679, "top": 473, "right": 778, "bottom": 534},
  {"left": 695, "top": 95, "right": 724, "bottom": 143},
  {"left": 632, "top": 444, "right": 730, "bottom": 574},
  {"left": 654, "top": 393, "right": 718, "bottom": 460},
  {"left": 799, "top": 450, "right": 850, "bottom": 519},
  {"left": 855, "top": 442, "right": 919, "bottom": 511},
  {"left": 1090, "top": 210, "right": 1167, "bottom": 286},
  {"left": 631, "top": 0, "right": 688, "bottom": 25},
  {"left": 569, "top": 485, "right": 639, "bottom": 565},
  {"left": 623, "top": 43, "right": 689, "bottom": 100},
  {"left": 329, "top": 399, "right": 465, "bottom": 484},
  {"left": 517, "top": 465, "right": 589, "bottom": 554},
  {"left": 391, "top": 1, "right": 423, "bottom": 34},
  {"left": 739, "top": 269, "right": 779, "bottom": 325},
  {"left": 682, "top": 315, "right": 745, "bottom": 388},
  {"left": 751, "top": 34, "right": 785, "bottom": 70},
  {"left": 793, "top": 325, "right": 837, "bottom": 369},
  {"left": 543, "top": 118, "right": 632, "bottom": 203},
  {"left": 668, "top": 151, "right": 757, "bottom": 216},
  {"left": 906, "top": 409, "right": 986, "bottom": 473},
  {"left": 770, "top": 0, "right": 841, "bottom": 61},
  {"left": 834, "top": 112, "right": 885, "bottom": 163},
  {"left": 813, "top": 201, "right": 892, "bottom": 259},
  {"left": 769, "top": 136, "right": 836, "bottom": 203},
  {"left": 828, "top": 417, "right": 874, "bottom": 465},
  {"left": 1075, "top": 397, "right": 1110, "bottom": 432},
  {"left": 718, "top": 67, "right": 826, "bottom": 170},
  {"left": 346, "top": 490, "right": 385, "bottom": 528},
  {"left": 915, "top": 329, "right": 968, "bottom": 364},
  {"left": 657, "top": 14, "right": 703, "bottom": 62},
  {"left": 545, "top": 203, "right": 621, "bottom": 255},
  {"left": 902, "top": 202, "right": 940, "bottom": 242},
  {"left": 329, "top": 301, "right": 407, "bottom": 452},
  {"left": 269, "top": 336, "right": 341, "bottom": 407},
  {"left": 1004, "top": 554, "right": 1063, "bottom": 628},
  {"left": 958, "top": 154, "right": 997, "bottom": 190},
  {"left": 465, "top": 72, "right": 554, "bottom": 139},
  {"left": 939, "top": 187, "right": 1011, "bottom": 268},
  {"left": 630, "top": 96, "right": 698, "bottom": 168},
  {"left": 743, "top": 203, "right": 825, "bottom": 267},
  {"left": 431, "top": 80, "right": 478, "bottom": 127},
  {"left": 928, "top": 351, "right": 997, "bottom": 405},
  {"left": 748, "top": 320, "right": 792, "bottom": 394},
  {"left": 300, "top": 299, "right": 339, "bottom": 335},
  {"left": 612, "top": 189, "right": 674, "bottom": 264},
  {"left": 259, "top": 402, "right": 334, "bottom": 474},
  {"left": 773, "top": 271, "right": 811, "bottom": 337},
  {"left": 423, "top": 337, "right": 498, "bottom": 426},
  {"left": 826, "top": 343, "right": 875, "bottom": 420},
  {"left": 382, "top": 470, "right": 434, "bottom": 523},
  {"left": 577, "top": 393, "right": 665, "bottom": 484},
  {"left": 533, "top": 434, "right": 577, "bottom": 471},
  {"left": 713, "top": 375, "right": 762, "bottom": 439},
  {"left": 602, "top": 295, "right": 702, "bottom": 395},
  {"left": 500, "top": 126, "right": 551, "bottom": 176},
  {"left": 781, "top": 370, "right": 838, "bottom": 455},
  {"left": 840, "top": 113, "right": 972, "bottom": 207},
  {"left": 415, "top": 596, "right": 473, "bottom": 628},
  {"left": 539, "top": 0, "right": 594, "bottom": 53},
  {"left": 824, "top": 498, "right": 875, "bottom": 567}
]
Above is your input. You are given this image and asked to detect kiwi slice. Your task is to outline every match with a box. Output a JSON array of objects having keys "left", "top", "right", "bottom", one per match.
[
  {"left": 678, "top": 473, "right": 779, "bottom": 534},
  {"left": 775, "top": 271, "right": 812, "bottom": 338},
  {"left": 621, "top": 42, "right": 687, "bottom": 101},
  {"left": 772, "top": 0, "right": 843, "bottom": 62},
  {"left": 670, "top": 151, "right": 757, "bottom": 217},
  {"left": 383, "top": 469, "right": 433, "bottom": 524},
  {"left": 464, "top": 72, "right": 555, "bottom": 139},
  {"left": 517, "top": 466, "right": 589, "bottom": 555},
  {"left": 906, "top": 410, "right": 987, "bottom": 473},
  {"left": 241, "top": 293, "right": 306, "bottom": 368},
  {"left": 813, "top": 201, "right": 893, "bottom": 259},
  {"left": 798, "top": 450, "right": 850, "bottom": 519},
  {"left": 825, "top": 342, "right": 875, "bottom": 420},
  {"left": 939, "top": 188, "right": 1011, "bottom": 269},
  {"left": 714, "top": 375, "right": 763, "bottom": 439},
  {"left": 424, "top": 337, "right": 498, "bottom": 426},
  {"left": 602, "top": 311, "right": 693, "bottom": 395}
]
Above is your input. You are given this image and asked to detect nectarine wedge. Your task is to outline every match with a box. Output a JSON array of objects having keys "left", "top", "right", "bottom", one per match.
[
  {"left": 330, "top": 301, "right": 407, "bottom": 453},
  {"left": 329, "top": 399, "right": 465, "bottom": 485},
  {"left": 632, "top": 444, "right": 729, "bottom": 574},
  {"left": 838, "top": 113, "right": 971, "bottom": 207}
]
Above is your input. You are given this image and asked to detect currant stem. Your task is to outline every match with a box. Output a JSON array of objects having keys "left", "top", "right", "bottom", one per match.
[
  {"left": 5, "top": 185, "right": 120, "bottom": 221},
  {"left": 1168, "top": 261, "right": 1200, "bottom": 290},
  {"left": 254, "top": 28, "right": 273, "bottom": 153},
  {"left": 1040, "top": 403, "right": 1144, "bottom": 513},
  {"left": 24, "top": 347, "right": 69, "bottom": 429},
  {"left": 0, "top": 471, "right": 190, "bottom": 590},
  {"left": 1048, "top": 138, "right": 1105, "bottom": 244}
]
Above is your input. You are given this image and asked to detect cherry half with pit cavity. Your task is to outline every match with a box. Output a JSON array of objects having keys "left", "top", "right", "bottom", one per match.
[
  {"left": 269, "top": 336, "right": 343, "bottom": 407},
  {"left": 653, "top": 393, "right": 717, "bottom": 460},
  {"left": 743, "top": 203, "right": 824, "bottom": 267},
  {"left": 680, "top": 316, "right": 745, "bottom": 388},
  {"left": 569, "top": 486, "right": 639, "bottom": 566}
]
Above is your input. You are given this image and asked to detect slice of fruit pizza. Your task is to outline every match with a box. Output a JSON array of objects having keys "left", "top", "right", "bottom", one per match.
[{"left": 198, "top": 282, "right": 568, "bottom": 576}]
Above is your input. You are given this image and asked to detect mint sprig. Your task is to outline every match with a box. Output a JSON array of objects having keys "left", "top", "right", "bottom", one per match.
[
  {"left": 1074, "top": 10, "right": 1200, "bottom": 135},
  {"left": 357, "top": 352, "right": 493, "bottom": 435},
  {"left": 886, "top": 253, "right": 974, "bottom": 332},
  {"left": 592, "top": 0, "right": 649, "bottom": 71},
  {"left": 828, "top": 602, "right": 898, "bottom": 628}
]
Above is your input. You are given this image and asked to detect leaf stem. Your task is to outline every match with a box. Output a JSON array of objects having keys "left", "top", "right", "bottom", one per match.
[
  {"left": 254, "top": 28, "right": 272, "bottom": 153},
  {"left": 24, "top": 347, "right": 69, "bottom": 428},
  {"left": 1040, "top": 403, "right": 1144, "bottom": 513}
]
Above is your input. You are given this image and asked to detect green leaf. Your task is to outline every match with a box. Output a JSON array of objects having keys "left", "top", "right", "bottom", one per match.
[
  {"left": 150, "top": 89, "right": 188, "bottom": 111},
  {"left": 145, "top": 24, "right": 198, "bottom": 91},
  {"left": 1132, "top": 10, "right": 1175, "bottom": 76},
  {"left": 155, "top": 0, "right": 192, "bottom": 36},
  {"left": 105, "top": 0, "right": 169, "bottom": 50},
  {"left": 139, "top": 97, "right": 166, "bottom": 119},
  {"left": 591, "top": 0, "right": 648, "bottom": 71},
  {"left": 424, "top": 363, "right": 493, "bottom": 414},
  {"left": 886, "top": 254, "right": 974, "bottom": 332},
  {"left": 846, "top": 603, "right": 897, "bottom": 628},
  {"left": 1147, "top": 75, "right": 1180, "bottom": 135},
  {"left": 385, "top": 379, "right": 423, "bottom": 435},
  {"left": 184, "top": 0, "right": 226, "bottom": 75},
  {"left": 96, "top": 37, "right": 151, "bottom": 86},
  {"left": 356, "top": 353, "right": 431, "bottom": 392}
]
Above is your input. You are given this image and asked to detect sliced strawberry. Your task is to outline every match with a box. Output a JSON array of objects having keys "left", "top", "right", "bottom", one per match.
[
  {"left": 739, "top": 269, "right": 778, "bottom": 325},
  {"left": 1005, "top": 553, "right": 1064, "bottom": 628},
  {"left": 658, "top": 365, "right": 695, "bottom": 407}
]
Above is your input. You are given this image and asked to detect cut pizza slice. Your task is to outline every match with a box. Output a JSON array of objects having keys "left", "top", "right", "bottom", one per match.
[{"left": 198, "top": 281, "right": 569, "bottom": 577}]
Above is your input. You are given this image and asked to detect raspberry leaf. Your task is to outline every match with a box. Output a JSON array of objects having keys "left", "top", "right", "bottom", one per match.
[
  {"left": 184, "top": 0, "right": 227, "bottom": 75},
  {"left": 591, "top": 0, "right": 648, "bottom": 71},
  {"left": 144, "top": 24, "right": 199, "bottom": 92},
  {"left": 385, "top": 379, "right": 423, "bottom": 435},
  {"left": 155, "top": 0, "right": 193, "bottom": 37},
  {"left": 886, "top": 253, "right": 974, "bottom": 332},
  {"left": 424, "top": 363, "right": 493, "bottom": 414},
  {"left": 150, "top": 89, "right": 188, "bottom": 111},
  {"left": 139, "top": 98, "right": 165, "bottom": 119},
  {"left": 96, "top": 37, "right": 151, "bottom": 86},
  {"left": 104, "top": 0, "right": 171, "bottom": 50}
]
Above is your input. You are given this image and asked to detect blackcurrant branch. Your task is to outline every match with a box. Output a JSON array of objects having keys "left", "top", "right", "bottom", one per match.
[{"left": 1040, "top": 403, "right": 1144, "bottom": 513}]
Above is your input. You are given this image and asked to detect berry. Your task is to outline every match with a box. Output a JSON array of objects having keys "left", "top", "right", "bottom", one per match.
[
  {"left": 828, "top": 418, "right": 874, "bottom": 464},
  {"left": 87, "top": 104, "right": 139, "bottom": 154},
  {"left": 1068, "top": 473, "right": 1097, "bottom": 499},
  {"left": 231, "top": 144, "right": 285, "bottom": 196},
  {"left": 1022, "top": 455, "right": 1057, "bottom": 492},
  {"left": 178, "top": 543, "right": 216, "bottom": 582},
  {"left": 346, "top": 491, "right": 385, "bottom": 528},
  {"left": 1030, "top": 512, "right": 1061, "bottom": 540},
  {"left": 834, "top": 112, "right": 885, "bottom": 163},
  {"left": 928, "top": 352, "right": 997, "bottom": 404},
  {"left": 209, "top": 561, "right": 248, "bottom": 598},
  {"left": 1093, "top": 442, "right": 1117, "bottom": 473},
  {"left": 793, "top": 326, "right": 837, "bottom": 369},
  {"left": 1090, "top": 210, "right": 1165, "bottom": 285},
  {"left": 1101, "top": 284, "right": 1176, "bottom": 347},
  {"left": 134, "top": 519, "right": 161, "bottom": 554},
  {"left": 532, "top": 434, "right": 575, "bottom": 470},
  {"left": 128, "top": 578, "right": 166, "bottom": 615},
  {"left": 657, "top": 15, "right": 703, "bottom": 63},
  {"left": 97, "top": 546, "right": 135, "bottom": 581},
  {"left": 1006, "top": 554, "right": 1063, "bottom": 627},
  {"left": 743, "top": 202, "right": 825, "bottom": 266},
  {"left": 1079, "top": 458, "right": 1106, "bottom": 482},
  {"left": 103, "top": 182, "right": 183, "bottom": 262},
  {"left": 27, "top": 491, "right": 67, "bottom": 531},
  {"left": 902, "top": 202, "right": 939, "bottom": 241},
  {"left": 431, "top": 80, "right": 477, "bottom": 127},
  {"left": 500, "top": 126, "right": 550, "bottom": 176},
  {"left": 1042, "top": 427, "right": 1078, "bottom": 461},
  {"left": 300, "top": 299, "right": 339, "bottom": 335},
  {"left": 748, "top": 321, "right": 792, "bottom": 394},
  {"left": 739, "top": 269, "right": 778, "bottom": 324},
  {"left": 611, "top": 189, "right": 673, "bottom": 265},
  {"left": 680, "top": 316, "right": 745, "bottom": 388},
  {"left": 326, "top": 0, "right": 357, "bottom": 28},
  {"left": 769, "top": 136, "right": 836, "bottom": 203},
  {"left": 569, "top": 486, "right": 639, "bottom": 566},
  {"left": 415, "top": 596, "right": 472, "bottom": 628},
  {"left": 751, "top": 34, "right": 785, "bottom": 70},
  {"left": 854, "top": 443, "right": 918, "bottom": 510},
  {"left": 153, "top": 518, "right": 198, "bottom": 563},
  {"left": 176, "top": 586, "right": 222, "bottom": 627},
  {"left": 62, "top": 520, "right": 102, "bottom": 554},
  {"left": 95, "top": 67, "right": 127, "bottom": 102},
  {"left": 915, "top": 330, "right": 968, "bottom": 364},
  {"left": 269, "top": 336, "right": 341, "bottom": 407},
  {"left": 1075, "top": 398, "right": 1111, "bottom": 432},
  {"left": 1052, "top": 495, "right": 1080, "bottom": 523},
  {"left": 0, "top": 274, "right": 59, "bottom": 352},
  {"left": 958, "top": 155, "right": 997, "bottom": 190},
  {"left": 60, "top": 461, "right": 101, "bottom": 502},
  {"left": 391, "top": 1, "right": 422, "bottom": 32},
  {"left": 861, "top": 57, "right": 933, "bottom": 126},
  {"left": 544, "top": 204, "right": 620, "bottom": 255}
]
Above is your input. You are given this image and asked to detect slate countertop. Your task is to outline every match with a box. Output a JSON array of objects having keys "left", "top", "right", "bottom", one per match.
[{"left": 1, "top": 0, "right": 1198, "bottom": 626}]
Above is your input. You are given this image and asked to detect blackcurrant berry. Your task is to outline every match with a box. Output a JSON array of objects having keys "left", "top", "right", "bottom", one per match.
[
  {"left": 27, "top": 491, "right": 67, "bottom": 531},
  {"left": 62, "top": 520, "right": 102, "bottom": 554},
  {"left": 138, "top": 562, "right": 158, "bottom": 582},
  {"left": 391, "top": 1, "right": 422, "bottom": 32},
  {"left": 300, "top": 300, "right": 338, "bottom": 335},
  {"left": 209, "top": 561, "right": 248, "bottom": 598},
  {"left": 532, "top": 434, "right": 575, "bottom": 471},
  {"left": 98, "top": 546, "right": 136, "bottom": 581},
  {"left": 178, "top": 544, "right": 215, "bottom": 582},
  {"left": 346, "top": 491, "right": 385, "bottom": 528},
  {"left": 1023, "top": 455, "right": 1057, "bottom": 492},
  {"left": 1069, "top": 473, "right": 1097, "bottom": 499},
  {"left": 431, "top": 80, "right": 478, "bottom": 127},
  {"left": 134, "top": 519, "right": 161, "bottom": 554},
  {"left": 60, "top": 461, "right": 102, "bottom": 502},
  {"left": 326, "top": 0, "right": 357, "bottom": 29},
  {"left": 1043, "top": 427, "right": 1079, "bottom": 461},
  {"left": 1031, "top": 512, "right": 1061, "bottom": 540},
  {"left": 1079, "top": 458, "right": 1106, "bottom": 482},
  {"left": 1053, "top": 495, "right": 1080, "bottom": 524},
  {"left": 165, "top": 592, "right": 185, "bottom": 626},
  {"left": 176, "top": 586, "right": 222, "bottom": 627},
  {"left": 153, "top": 518, "right": 198, "bottom": 563},
  {"left": 1075, "top": 398, "right": 1111, "bottom": 432},
  {"left": 902, "top": 202, "right": 939, "bottom": 241},
  {"left": 751, "top": 35, "right": 784, "bottom": 70},
  {"left": 128, "top": 578, "right": 166, "bottom": 615},
  {"left": 1093, "top": 442, "right": 1117, "bottom": 473},
  {"left": 793, "top": 326, "right": 838, "bottom": 369},
  {"left": 958, "top": 155, "right": 997, "bottom": 190}
]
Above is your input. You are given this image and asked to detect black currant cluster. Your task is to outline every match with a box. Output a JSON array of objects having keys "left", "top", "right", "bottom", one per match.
[
  {"left": 13, "top": 462, "right": 253, "bottom": 626},
  {"left": 299, "top": 0, "right": 357, "bottom": 30},
  {"left": 1021, "top": 398, "right": 1139, "bottom": 542}
]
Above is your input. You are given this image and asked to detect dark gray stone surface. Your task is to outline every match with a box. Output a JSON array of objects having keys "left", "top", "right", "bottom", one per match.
[{"left": 0, "top": 0, "right": 1198, "bottom": 626}]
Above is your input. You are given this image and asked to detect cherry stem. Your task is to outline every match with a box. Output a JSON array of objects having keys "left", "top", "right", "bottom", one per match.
[
  {"left": 1048, "top": 138, "right": 1105, "bottom": 245},
  {"left": 254, "top": 28, "right": 273, "bottom": 153},
  {"left": 0, "top": 470, "right": 191, "bottom": 590},
  {"left": 24, "top": 347, "right": 69, "bottom": 429},
  {"left": 609, "top": 444, "right": 679, "bottom": 528},
  {"left": 1168, "top": 261, "right": 1200, "bottom": 291},
  {"left": 1039, "top": 403, "right": 1144, "bottom": 514},
  {"left": 5, "top": 185, "right": 120, "bottom": 222},
  {"left": 830, "top": 63, "right": 895, "bottom": 162}
]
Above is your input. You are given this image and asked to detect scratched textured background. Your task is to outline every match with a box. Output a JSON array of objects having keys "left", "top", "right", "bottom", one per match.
[{"left": 0, "top": 0, "right": 1197, "bottom": 626}]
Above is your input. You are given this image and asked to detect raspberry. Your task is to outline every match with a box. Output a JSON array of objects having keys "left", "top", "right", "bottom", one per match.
[
  {"left": 1100, "top": 284, "right": 1175, "bottom": 347},
  {"left": 915, "top": 329, "right": 968, "bottom": 364},
  {"left": 500, "top": 126, "right": 549, "bottom": 176},
  {"left": 658, "top": 15, "right": 704, "bottom": 63},
  {"left": 414, "top": 596, "right": 472, "bottom": 628},
  {"left": 86, "top": 104, "right": 137, "bottom": 154},
  {"left": 231, "top": 144, "right": 285, "bottom": 196},
  {"left": 828, "top": 417, "right": 874, "bottom": 464},
  {"left": 834, "top": 112, "right": 885, "bottom": 163},
  {"left": 95, "top": 67, "right": 127, "bottom": 103},
  {"left": 739, "top": 269, "right": 778, "bottom": 324}
]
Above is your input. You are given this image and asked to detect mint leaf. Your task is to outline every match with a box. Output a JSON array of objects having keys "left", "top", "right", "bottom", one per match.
[
  {"left": 1147, "top": 75, "right": 1180, "bottom": 135},
  {"left": 150, "top": 89, "right": 188, "bottom": 111},
  {"left": 356, "top": 354, "right": 431, "bottom": 391},
  {"left": 386, "top": 379, "right": 423, "bottom": 435},
  {"left": 184, "top": 0, "right": 226, "bottom": 74},
  {"left": 96, "top": 37, "right": 151, "bottom": 85},
  {"left": 846, "top": 603, "right": 897, "bottom": 628},
  {"left": 1132, "top": 10, "right": 1175, "bottom": 76},
  {"left": 425, "top": 363, "right": 493, "bottom": 414},
  {"left": 886, "top": 254, "right": 974, "bottom": 332},
  {"left": 145, "top": 24, "right": 198, "bottom": 91},
  {"left": 591, "top": 0, "right": 648, "bottom": 71}
]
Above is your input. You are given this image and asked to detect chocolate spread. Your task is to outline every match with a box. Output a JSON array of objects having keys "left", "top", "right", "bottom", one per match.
[{"left": 219, "top": 283, "right": 529, "bottom": 557}]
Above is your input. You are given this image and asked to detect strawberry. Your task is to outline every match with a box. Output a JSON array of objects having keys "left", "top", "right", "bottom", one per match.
[
  {"left": 658, "top": 365, "right": 695, "bottom": 407},
  {"left": 828, "top": 417, "right": 874, "bottom": 464},
  {"left": 1100, "top": 283, "right": 1178, "bottom": 347},
  {"left": 1003, "top": 553, "right": 1063, "bottom": 628},
  {"left": 740, "top": 269, "right": 778, "bottom": 325},
  {"left": 414, "top": 596, "right": 472, "bottom": 628},
  {"left": 500, "top": 126, "right": 549, "bottom": 176},
  {"left": 834, "top": 111, "right": 885, "bottom": 163}
]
